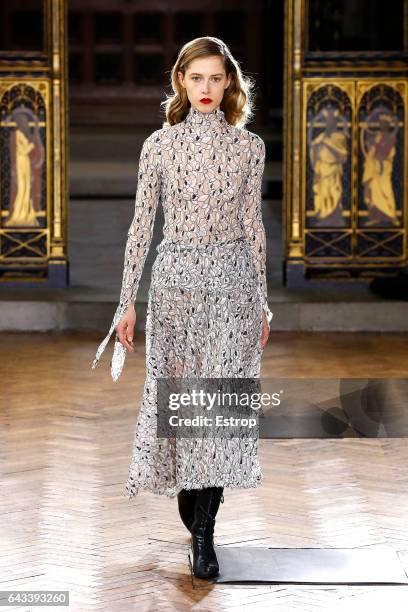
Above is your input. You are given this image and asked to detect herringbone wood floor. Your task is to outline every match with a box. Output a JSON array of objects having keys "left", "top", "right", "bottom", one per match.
[{"left": 1, "top": 331, "right": 408, "bottom": 611}]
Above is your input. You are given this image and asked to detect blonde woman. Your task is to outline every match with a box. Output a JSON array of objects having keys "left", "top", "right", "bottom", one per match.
[{"left": 92, "top": 36, "right": 273, "bottom": 580}]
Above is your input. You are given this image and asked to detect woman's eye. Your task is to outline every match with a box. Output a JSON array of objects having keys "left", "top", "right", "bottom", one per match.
[{"left": 191, "top": 77, "right": 222, "bottom": 82}]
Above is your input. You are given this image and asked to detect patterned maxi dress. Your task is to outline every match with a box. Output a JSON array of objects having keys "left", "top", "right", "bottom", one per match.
[{"left": 91, "top": 105, "right": 273, "bottom": 500}]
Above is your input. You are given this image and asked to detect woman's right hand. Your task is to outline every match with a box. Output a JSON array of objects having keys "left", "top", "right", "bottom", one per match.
[{"left": 115, "top": 304, "right": 136, "bottom": 352}]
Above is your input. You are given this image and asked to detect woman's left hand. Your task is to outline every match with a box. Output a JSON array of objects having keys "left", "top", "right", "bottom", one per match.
[{"left": 261, "top": 310, "right": 270, "bottom": 350}]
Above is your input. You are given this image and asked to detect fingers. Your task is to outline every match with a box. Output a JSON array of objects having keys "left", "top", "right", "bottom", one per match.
[
  {"left": 116, "top": 322, "right": 134, "bottom": 352},
  {"left": 260, "top": 310, "right": 270, "bottom": 349},
  {"left": 261, "top": 321, "right": 270, "bottom": 350}
]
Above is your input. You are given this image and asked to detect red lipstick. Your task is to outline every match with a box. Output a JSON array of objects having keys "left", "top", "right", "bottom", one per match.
[{"left": 200, "top": 98, "right": 212, "bottom": 104}]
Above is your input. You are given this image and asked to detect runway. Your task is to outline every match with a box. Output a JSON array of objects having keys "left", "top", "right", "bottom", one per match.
[{"left": 1, "top": 330, "right": 408, "bottom": 611}]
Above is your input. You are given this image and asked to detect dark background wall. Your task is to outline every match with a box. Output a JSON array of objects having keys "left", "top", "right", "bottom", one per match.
[{"left": 66, "top": 0, "right": 284, "bottom": 127}]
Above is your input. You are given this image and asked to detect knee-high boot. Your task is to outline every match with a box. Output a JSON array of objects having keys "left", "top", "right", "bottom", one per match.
[
  {"left": 177, "top": 489, "right": 198, "bottom": 532},
  {"left": 190, "top": 486, "right": 224, "bottom": 579}
]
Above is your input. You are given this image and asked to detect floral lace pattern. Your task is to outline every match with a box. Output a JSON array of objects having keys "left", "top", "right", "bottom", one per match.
[{"left": 91, "top": 105, "right": 273, "bottom": 382}]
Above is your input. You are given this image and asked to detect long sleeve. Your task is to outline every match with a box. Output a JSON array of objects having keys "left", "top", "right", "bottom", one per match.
[
  {"left": 241, "top": 134, "right": 273, "bottom": 325},
  {"left": 91, "top": 132, "right": 161, "bottom": 381}
]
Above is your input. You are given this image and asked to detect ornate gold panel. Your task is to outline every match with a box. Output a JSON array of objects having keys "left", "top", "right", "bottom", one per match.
[
  {"left": 301, "top": 79, "right": 407, "bottom": 271},
  {"left": 284, "top": 0, "right": 408, "bottom": 286},
  {"left": 0, "top": 0, "right": 68, "bottom": 286}
]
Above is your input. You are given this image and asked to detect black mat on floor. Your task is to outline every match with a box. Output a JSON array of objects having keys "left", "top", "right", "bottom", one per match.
[{"left": 189, "top": 546, "right": 408, "bottom": 584}]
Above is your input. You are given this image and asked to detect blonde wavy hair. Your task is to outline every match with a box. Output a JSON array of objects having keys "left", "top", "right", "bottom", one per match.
[{"left": 160, "top": 36, "right": 257, "bottom": 129}]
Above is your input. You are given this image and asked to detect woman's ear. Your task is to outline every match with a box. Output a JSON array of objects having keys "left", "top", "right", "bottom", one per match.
[{"left": 177, "top": 71, "right": 185, "bottom": 88}]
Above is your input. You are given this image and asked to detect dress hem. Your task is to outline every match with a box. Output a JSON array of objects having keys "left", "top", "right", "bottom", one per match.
[{"left": 123, "top": 476, "right": 262, "bottom": 500}]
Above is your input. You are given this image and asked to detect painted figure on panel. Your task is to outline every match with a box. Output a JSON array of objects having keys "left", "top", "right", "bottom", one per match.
[
  {"left": 361, "top": 108, "right": 399, "bottom": 226},
  {"left": 309, "top": 107, "right": 348, "bottom": 227},
  {"left": 4, "top": 107, "right": 44, "bottom": 228}
]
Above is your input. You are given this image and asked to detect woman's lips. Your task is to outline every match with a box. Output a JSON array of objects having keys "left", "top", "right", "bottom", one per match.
[{"left": 200, "top": 98, "right": 212, "bottom": 104}]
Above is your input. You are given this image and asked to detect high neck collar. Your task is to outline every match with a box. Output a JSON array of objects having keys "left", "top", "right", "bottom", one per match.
[{"left": 184, "top": 105, "right": 227, "bottom": 129}]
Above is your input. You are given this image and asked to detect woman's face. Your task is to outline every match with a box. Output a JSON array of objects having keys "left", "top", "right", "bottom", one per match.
[{"left": 178, "top": 55, "right": 231, "bottom": 113}]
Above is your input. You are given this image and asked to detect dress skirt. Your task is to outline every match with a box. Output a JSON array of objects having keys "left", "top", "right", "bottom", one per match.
[{"left": 123, "top": 236, "right": 264, "bottom": 500}]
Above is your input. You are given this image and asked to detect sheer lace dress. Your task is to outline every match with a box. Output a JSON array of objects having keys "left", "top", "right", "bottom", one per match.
[{"left": 91, "top": 105, "right": 273, "bottom": 382}]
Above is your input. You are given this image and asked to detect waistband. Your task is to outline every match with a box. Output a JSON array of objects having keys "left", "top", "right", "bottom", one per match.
[{"left": 157, "top": 236, "right": 246, "bottom": 253}]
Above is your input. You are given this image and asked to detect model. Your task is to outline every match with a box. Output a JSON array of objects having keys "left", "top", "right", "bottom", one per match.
[{"left": 91, "top": 36, "right": 273, "bottom": 580}]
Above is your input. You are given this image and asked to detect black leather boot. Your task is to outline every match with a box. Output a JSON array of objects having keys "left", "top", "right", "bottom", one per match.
[
  {"left": 190, "top": 486, "right": 224, "bottom": 579},
  {"left": 177, "top": 488, "right": 197, "bottom": 532}
]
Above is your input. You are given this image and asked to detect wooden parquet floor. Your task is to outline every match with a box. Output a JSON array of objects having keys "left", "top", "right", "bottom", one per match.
[{"left": 1, "top": 331, "right": 408, "bottom": 611}]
